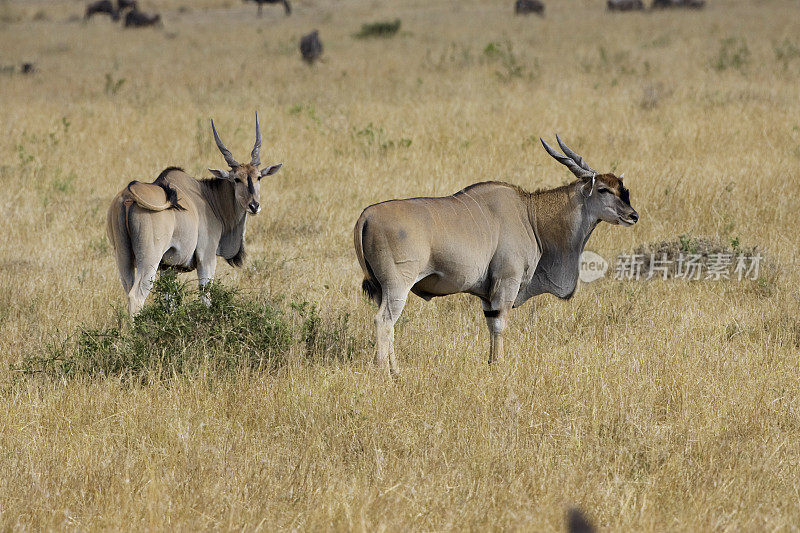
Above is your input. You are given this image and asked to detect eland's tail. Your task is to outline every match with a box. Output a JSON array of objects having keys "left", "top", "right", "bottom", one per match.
[
  {"left": 106, "top": 191, "right": 135, "bottom": 294},
  {"left": 354, "top": 213, "right": 381, "bottom": 306}
]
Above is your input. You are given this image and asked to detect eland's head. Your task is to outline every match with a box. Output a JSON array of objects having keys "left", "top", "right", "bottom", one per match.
[
  {"left": 540, "top": 135, "right": 638, "bottom": 226},
  {"left": 208, "top": 113, "right": 282, "bottom": 215}
]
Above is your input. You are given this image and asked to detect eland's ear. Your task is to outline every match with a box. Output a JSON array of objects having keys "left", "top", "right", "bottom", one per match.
[
  {"left": 582, "top": 174, "right": 596, "bottom": 198},
  {"left": 208, "top": 168, "right": 230, "bottom": 180},
  {"left": 259, "top": 163, "right": 282, "bottom": 179}
]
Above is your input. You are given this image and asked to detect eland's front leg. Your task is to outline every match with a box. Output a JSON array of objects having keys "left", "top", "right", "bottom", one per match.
[
  {"left": 196, "top": 251, "right": 217, "bottom": 307},
  {"left": 482, "top": 299, "right": 513, "bottom": 364}
]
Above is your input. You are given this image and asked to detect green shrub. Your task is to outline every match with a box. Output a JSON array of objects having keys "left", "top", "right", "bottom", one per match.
[
  {"left": 483, "top": 39, "right": 538, "bottom": 82},
  {"left": 104, "top": 72, "right": 126, "bottom": 95},
  {"left": 293, "top": 301, "right": 360, "bottom": 363},
  {"left": 774, "top": 38, "right": 800, "bottom": 70},
  {"left": 354, "top": 19, "right": 401, "bottom": 39},
  {"left": 16, "top": 271, "right": 293, "bottom": 382},
  {"left": 711, "top": 37, "right": 750, "bottom": 72}
]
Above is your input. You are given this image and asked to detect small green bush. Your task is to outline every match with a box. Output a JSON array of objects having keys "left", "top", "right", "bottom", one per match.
[
  {"left": 482, "top": 39, "right": 538, "bottom": 82},
  {"left": 16, "top": 271, "right": 293, "bottom": 382},
  {"left": 774, "top": 38, "right": 800, "bottom": 70},
  {"left": 711, "top": 37, "right": 750, "bottom": 72},
  {"left": 354, "top": 19, "right": 401, "bottom": 39},
  {"left": 104, "top": 72, "right": 126, "bottom": 95},
  {"left": 293, "top": 301, "right": 360, "bottom": 363}
]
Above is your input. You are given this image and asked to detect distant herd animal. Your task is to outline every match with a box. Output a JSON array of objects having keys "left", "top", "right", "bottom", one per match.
[
  {"left": 85, "top": 0, "right": 161, "bottom": 27},
  {"left": 243, "top": 0, "right": 292, "bottom": 17},
  {"left": 606, "top": 0, "right": 645, "bottom": 11},
  {"left": 607, "top": 0, "right": 704, "bottom": 10},
  {"left": 85, "top": 0, "right": 126, "bottom": 21},
  {"left": 509, "top": 0, "right": 705, "bottom": 13},
  {"left": 651, "top": 0, "right": 705, "bottom": 8},
  {"left": 515, "top": 0, "right": 545, "bottom": 15},
  {"left": 83, "top": 0, "right": 706, "bottom": 29},
  {"left": 87, "top": 0, "right": 300, "bottom": 24},
  {"left": 82, "top": 0, "right": 706, "bottom": 59},
  {"left": 123, "top": 8, "right": 161, "bottom": 27},
  {"left": 300, "top": 30, "right": 323, "bottom": 64}
]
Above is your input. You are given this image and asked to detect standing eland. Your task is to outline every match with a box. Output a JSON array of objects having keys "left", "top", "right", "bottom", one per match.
[
  {"left": 107, "top": 114, "right": 282, "bottom": 315},
  {"left": 354, "top": 136, "right": 638, "bottom": 378}
]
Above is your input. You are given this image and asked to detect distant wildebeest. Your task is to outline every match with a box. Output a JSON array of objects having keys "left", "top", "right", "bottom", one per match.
[
  {"left": 107, "top": 114, "right": 282, "bottom": 315},
  {"left": 652, "top": 0, "right": 705, "bottom": 7},
  {"left": 515, "top": 0, "right": 545, "bottom": 15},
  {"left": 124, "top": 7, "right": 161, "bottom": 27},
  {"left": 354, "top": 136, "right": 638, "bottom": 378},
  {"left": 243, "top": 0, "right": 292, "bottom": 17},
  {"left": 21, "top": 62, "right": 36, "bottom": 74},
  {"left": 607, "top": 0, "right": 645, "bottom": 11},
  {"left": 300, "top": 30, "right": 323, "bottom": 65},
  {"left": 85, "top": 0, "right": 119, "bottom": 20},
  {"left": 117, "top": 0, "right": 138, "bottom": 10}
]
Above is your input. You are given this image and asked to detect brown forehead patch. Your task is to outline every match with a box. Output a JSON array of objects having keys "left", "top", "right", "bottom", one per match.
[
  {"left": 596, "top": 173, "right": 622, "bottom": 190},
  {"left": 595, "top": 173, "right": 631, "bottom": 204},
  {"left": 232, "top": 164, "right": 259, "bottom": 179}
]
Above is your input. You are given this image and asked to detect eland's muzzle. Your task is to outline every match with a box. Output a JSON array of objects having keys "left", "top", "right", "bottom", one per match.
[
  {"left": 622, "top": 211, "right": 639, "bottom": 225},
  {"left": 248, "top": 201, "right": 260, "bottom": 214}
]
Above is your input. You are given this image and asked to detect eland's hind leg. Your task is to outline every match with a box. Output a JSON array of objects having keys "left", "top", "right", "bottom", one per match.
[
  {"left": 125, "top": 210, "right": 172, "bottom": 315},
  {"left": 114, "top": 245, "right": 135, "bottom": 296},
  {"left": 128, "top": 243, "right": 168, "bottom": 315},
  {"left": 374, "top": 286, "right": 409, "bottom": 379},
  {"left": 128, "top": 259, "right": 159, "bottom": 316}
]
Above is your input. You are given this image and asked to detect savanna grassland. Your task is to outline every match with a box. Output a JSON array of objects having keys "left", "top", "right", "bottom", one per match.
[{"left": 1, "top": 0, "right": 800, "bottom": 529}]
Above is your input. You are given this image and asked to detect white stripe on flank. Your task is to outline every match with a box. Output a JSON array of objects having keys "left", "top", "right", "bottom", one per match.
[
  {"left": 462, "top": 191, "right": 491, "bottom": 236},
  {"left": 454, "top": 195, "right": 481, "bottom": 231}
]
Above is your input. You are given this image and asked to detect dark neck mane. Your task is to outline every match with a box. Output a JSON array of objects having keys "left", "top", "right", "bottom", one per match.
[
  {"left": 200, "top": 178, "right": 245, "bottom": 233},
  {"left": 524, "top": 180, "right": 599, "bottom": 300},
  {"left": 200, "top": 178, "right": 248, "bottom": 266}
]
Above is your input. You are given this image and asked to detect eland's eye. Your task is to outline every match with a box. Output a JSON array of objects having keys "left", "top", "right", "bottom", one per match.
[
  {"left": 234, "top": 177, "right": 242, "bottom": 183},
  {"left": 599, "top": 188, "right": 612, "bottom": 194}
]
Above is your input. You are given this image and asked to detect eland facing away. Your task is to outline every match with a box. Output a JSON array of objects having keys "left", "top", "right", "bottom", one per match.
[
  {"left": 354, "top": 136, "right": 638, "bottom": 378},
  {"left": 107, "top": 114, "right": 282, "bottom": 315}
]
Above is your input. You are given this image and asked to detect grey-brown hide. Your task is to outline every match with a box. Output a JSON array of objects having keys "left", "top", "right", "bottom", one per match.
[
  {"left": 354, "top": 136, "right": 638, "bottom": 378},
  {"left": 106, "top": 114, "right": 282, "bottom": 315}
]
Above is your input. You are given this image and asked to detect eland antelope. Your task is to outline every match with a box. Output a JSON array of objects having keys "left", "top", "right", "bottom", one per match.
[
  {"left": 107, "top": 114, "right": 282, "bottom": 315},
  {"left": 354, "top": 136, "right": 638, "bottom": 378}
]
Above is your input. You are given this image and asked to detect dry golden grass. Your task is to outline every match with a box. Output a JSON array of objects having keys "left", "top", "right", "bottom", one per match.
[{"left": 1, "top": 0, "right": 800, "bottom": 529}]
